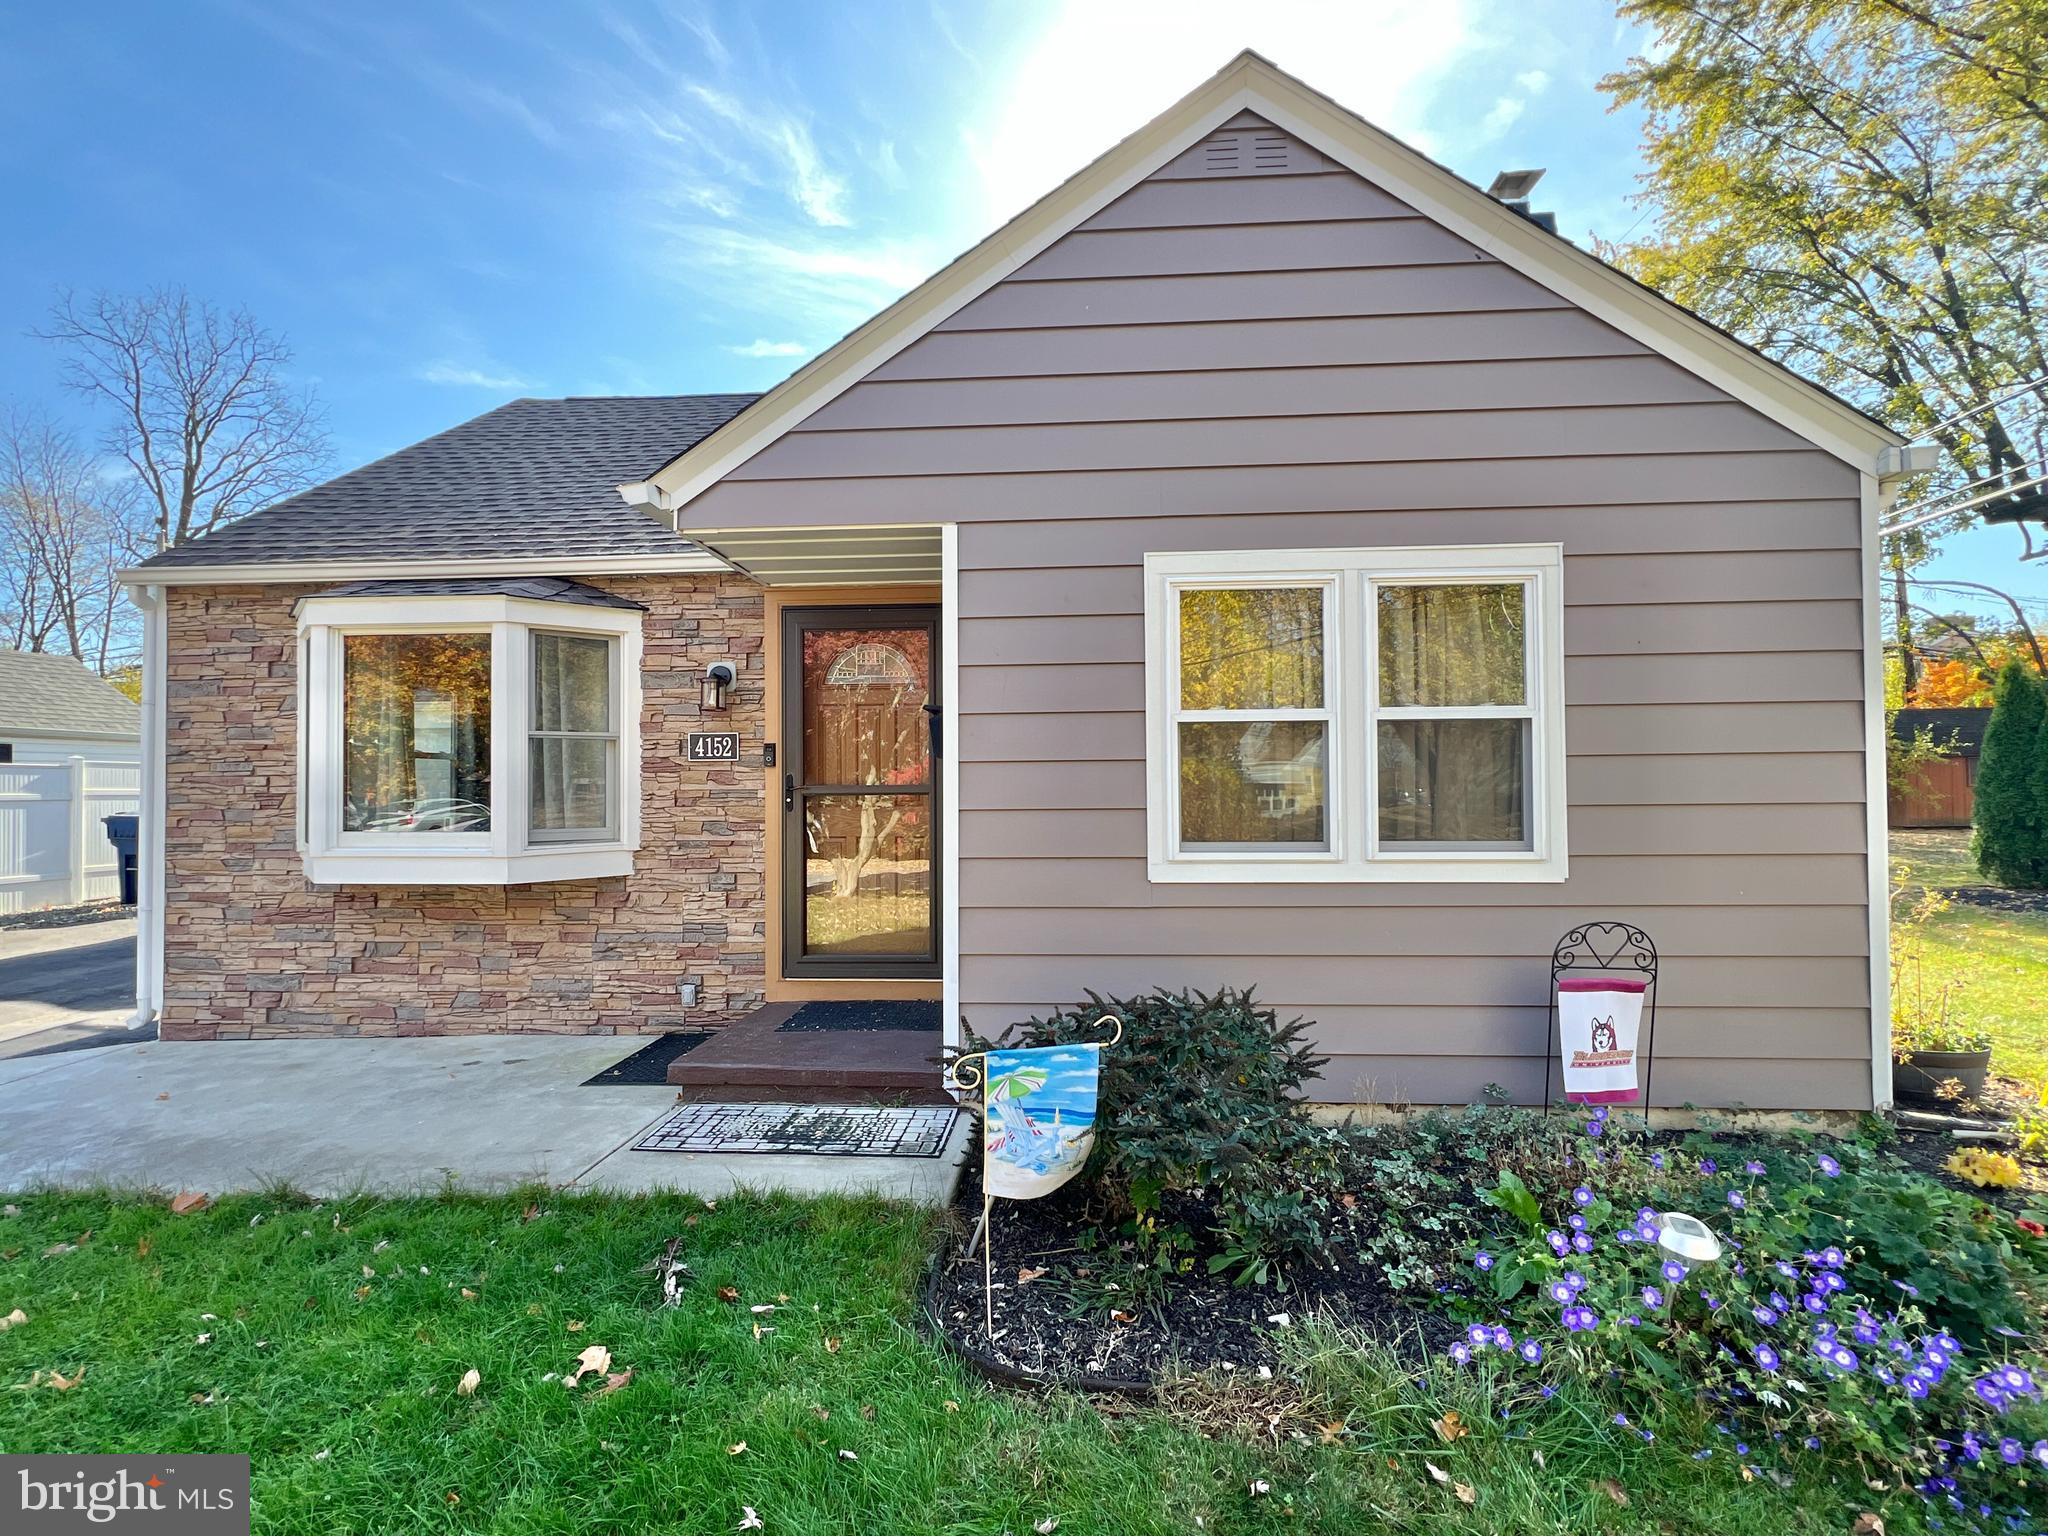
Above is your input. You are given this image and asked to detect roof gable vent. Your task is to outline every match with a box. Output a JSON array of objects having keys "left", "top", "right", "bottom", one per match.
[{"left": 1164, "top": 122, "right": 1324, "bottom": 179}]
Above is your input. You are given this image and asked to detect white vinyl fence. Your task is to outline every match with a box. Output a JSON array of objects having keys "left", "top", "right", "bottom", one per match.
[{"left": 0, "top": 757, "right": 142, "bottom": 914}]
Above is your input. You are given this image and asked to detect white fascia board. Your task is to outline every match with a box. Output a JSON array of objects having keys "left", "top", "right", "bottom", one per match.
[
  {"left": 624, "top": 52, "right": 1901, "bottom": 523},
  {"left": 118, "top": 550, "right": 730, "bottom": 587}
]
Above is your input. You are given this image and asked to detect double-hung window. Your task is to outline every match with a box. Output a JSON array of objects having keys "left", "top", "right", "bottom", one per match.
[
  {"left": 296, "top": 583, "right": 643, "bottom": 885},
  {"left": 1145, "top": 544, "right": 1565, "bottom": 883}
]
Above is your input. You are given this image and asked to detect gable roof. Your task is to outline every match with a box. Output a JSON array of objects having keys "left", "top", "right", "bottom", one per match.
[
  {"left": 0, "top": 649, "right": 140, "bottom": 740},
  {"left": 624, "top": 51, "right": 1901, "bottom": 522},
  {"left": 133, "top": 394, "right": 757, "bottom": 575}
]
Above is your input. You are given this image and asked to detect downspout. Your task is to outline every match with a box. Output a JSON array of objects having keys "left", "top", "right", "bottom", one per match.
[{"left": 124, "top": 582, "right": 167, "bottom": 1031}]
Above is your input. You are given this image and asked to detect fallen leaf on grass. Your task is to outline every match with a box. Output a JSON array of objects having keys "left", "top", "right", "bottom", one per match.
[
  {"left": 716, "top": 1286, "right": 740, "bottom": 1304},
  {"left": 47, "top": 1368, "right": 83, "bottom": 1391},
  {"left": 752, "top": 1321, "right": 775, "bottom": 1341},
  {"left": 1035, "top": 1519, "right": 1060, "bottom": 1534},
  {"left": 0, "top": 1309, "right": 26, "bottom": 1331},
  {"left": 565, "top": 1344, "right": 612, "bottom": 1387},
  {"left": 353, "top": 1286, "right": 370, "bottom": 1302},
  {"left": 136, "top": 1236, "right": 152, "bottom": 1258},
  {"left": 1594, "top": 1479, "right": 1630, "bottom": 1507},
  {"left": 526, "top": 1304, "right": 543, "bottom": 1317},
  {"left": 838, "top": 1448, "right": 858, "bottom": 1462},
  {"left": 169, "top": 1192, "right": 209, "bottom": 1215},
  {"left": 1531, "top": 1449, "right": 1545, "bottom": 1469},
  {"left": 942, "top": 1400, "right": 958, "bottom": 1413},
  {"left": 738, "top": 1508, "right": 763, "bottom": 1532},
  {"left": 595, "top": 1368, "right": 633, "bottom": 1396},
  {"left": 1317, "top": 1421, "right": 1345, "bottom": 1445},
  {"left": 727, "top": 1442, "right": 747, "bottom": 1456},
  {"left": 1109, "top": 1309, "right": 1135, "bottom": 1324},
  {"left": 445, "top": 1491, "right": 460, "bottom": 1506},
  {"left": 750, "top": 1304, "right": 777, "bottom": 1315},
  {"left": 457, "top": 1369, "right": 480, "bottom": 1397},
  {"left": 566, "top": 1319, "right": 585, "bottom": 1332},
  {"left": 1453, "top": 1482, "right": 1476, "bottom": 1505},
  {"left": 1432, "top": 1411, "right": 1468, "bottom": 1443},
  {"left": 1248, "top": 1480, "right": 1270, "bottom": 1497},
  {"left": 1424, "top": 1461, "right": 1450, "bottom": 1487},
  {"left": 823, "top": 1338, "right": 841, "bottom": 1354},
  {"left": 1017, "top": 1266, "right": 1047, "bottom": 1285},
  {"left": 42, "top": 1243, "right": 76, "bottom": 1258},
  {"left": 459, "top": 1288, "right": 477, "bottom": 1301},
  {"left": 522, "top": 1204, "right": 541, "bottom": 1223},
  {"left": 372, "top": 1239, "right": 390, "bottom": 1254},
  {"left": 1851, "top": 1516, "right": 1885, "bottom": 1536},
  {"left": 361, "top": 1266, "right": 374, "bottom": 1279}
]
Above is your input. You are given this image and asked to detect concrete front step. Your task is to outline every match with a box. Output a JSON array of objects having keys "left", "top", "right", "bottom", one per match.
[{"left": 668, "top": 1000, "right": 945, "bottom": 1099}]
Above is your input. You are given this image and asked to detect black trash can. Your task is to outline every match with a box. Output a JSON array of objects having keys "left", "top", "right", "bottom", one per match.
[{"left": 102, "top": 814, "right": 139, "bottom": 906}]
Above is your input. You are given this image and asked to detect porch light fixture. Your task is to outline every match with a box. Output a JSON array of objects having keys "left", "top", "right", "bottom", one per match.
[
  {"left": 1656, "top": 1212, "right": 1724, "bottom": 1272},
  {"left": 701, "top": 661, "right": 735, "bottom": 712}
]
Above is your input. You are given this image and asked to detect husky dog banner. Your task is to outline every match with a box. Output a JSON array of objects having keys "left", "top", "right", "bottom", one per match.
[{"left": 1557, "top": 976, "right": 1647, "bottom": 1104}]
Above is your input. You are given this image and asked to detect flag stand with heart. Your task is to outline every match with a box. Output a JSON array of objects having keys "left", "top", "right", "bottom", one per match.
[
  {"left": 1543, "top": 921, "right": 1660, "bottom": 1119},
  {"left": 946, "top": 1013, "right": 1123, "bottom": 1338}
]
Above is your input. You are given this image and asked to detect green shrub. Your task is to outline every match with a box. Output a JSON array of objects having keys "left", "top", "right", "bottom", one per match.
[
  {"left": 993, "top": 987, "right": 1336, "bottom": 1286},
  {"left": 1974, "top": 662, "right": 2048, "bottom": 889}
]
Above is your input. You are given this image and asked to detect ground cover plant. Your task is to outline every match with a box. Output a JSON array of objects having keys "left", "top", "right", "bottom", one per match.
[{"left": 5, "top": 1185, "right": 1878, "bottom": 1535}]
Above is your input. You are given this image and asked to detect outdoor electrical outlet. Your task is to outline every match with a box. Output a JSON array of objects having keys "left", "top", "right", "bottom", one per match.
[{"left": 678, "top": 979, "right": 700, "bottom": 1007}]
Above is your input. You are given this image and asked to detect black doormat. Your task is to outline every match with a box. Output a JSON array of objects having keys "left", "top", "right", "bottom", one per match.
[
  {"left": 777, "top": 1000, "right": 942, "bottom": 1033},
  {"left": 581, "top": 1031, "right": 713, "bottom": 1086},
  {"left": 631, "top": 1102, "right": 959, "bottom": 1158}
]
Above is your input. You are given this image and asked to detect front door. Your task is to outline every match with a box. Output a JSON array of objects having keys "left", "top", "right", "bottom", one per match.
[{"left": 781, "top": 606, "right": 939, "bottom": 979}]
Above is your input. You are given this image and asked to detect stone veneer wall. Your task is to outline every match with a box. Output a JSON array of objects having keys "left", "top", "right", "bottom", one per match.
[{"left": 159, "top": 574, "right": 767, "bottom": 1040}]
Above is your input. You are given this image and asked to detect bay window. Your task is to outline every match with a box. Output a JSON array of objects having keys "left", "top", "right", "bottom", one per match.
[
  {"left": 1145, "top": 544, "right": 1565, "bottom": 883},
  {"left": 297, "top": 582, "right": 642, "bottom": 884}
]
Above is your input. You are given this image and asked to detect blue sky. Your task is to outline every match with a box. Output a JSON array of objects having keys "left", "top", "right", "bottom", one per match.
[{"left": 0, "top": 0, "right": 2028, "bottom": 598}]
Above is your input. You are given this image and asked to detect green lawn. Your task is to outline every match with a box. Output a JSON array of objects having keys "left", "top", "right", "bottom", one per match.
[
  {"left": 0, "top": 1189, "right": 1870, "bottom": 1535},
  {"left": 1891, "top": 828, "right": 2048, "bottom": 1093}
]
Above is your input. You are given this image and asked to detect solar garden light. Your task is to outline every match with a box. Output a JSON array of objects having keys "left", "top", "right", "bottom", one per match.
[{"left": 1656, "top": 1212, "right": 1724, "bottom": 1273}]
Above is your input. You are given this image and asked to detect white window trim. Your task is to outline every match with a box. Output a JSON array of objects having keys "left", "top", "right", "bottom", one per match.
[
  {"left": 295, "top": 592, "right": 643, "bottom": 886},
  {"left": 1144, "top": 543, "right": 1567, "bottom": 884}
]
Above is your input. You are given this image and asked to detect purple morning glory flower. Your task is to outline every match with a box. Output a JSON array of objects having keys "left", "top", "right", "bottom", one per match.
[
  {"left": 1572, "top": 1186, "right": 1594, "bottom": 1207},
  {"left": 1563, "top": 1271, "right": 1587, "bottom": 1294},
  {"left": 1519, "top": 1338, "right": 1543, "bottom": 1364},
  {"left": 2002, "top": 1439, "right": 2024, "bottom": 1466},
  {"left": 1704, "top": 1294, "right": 1722, "bottom": 1311},
  {"left": 1804, "top": 1436, "right": 1820, "bottom": 1451},
  {"left": 1586, "top": 1118, "right": 1604, "bottom": 1138},
  {"left": 2033, "top": 1441, "right": 2048, "bottom": 1465},
  {"left": 1998, "top": 1365, "right": 2035, "bottom": 1394},
  {"left": 1615, "top": 1229, "right": 1635, "bottom": 1244},
  {"left": 1661, "top": 1260, "right": 1686, "bottom": 1283},
  {"left": 1973, "top": 1377, "right": 2009, "bottom": 1409},
  {"left": 1726, "top": 1190, "right": 1746, "bottom": 1210},
  {"left": 1571, "top": 1232, "right": 1594, "bottom": 1254},
  {"left": 1744, "top": 1160, "right": 1766, "bottom": 1176},
  {"left": 1567, "top": 1213, "right": 1587, "bottom": 1232},
  {"left": 1563, "top": 1306, "right": 1599, "bottom": 1332},
  {"left": 1548, "top": 1280, "right": 1576, "bottom": 1305},
  {"left": 1894, "top": 1279, "right": 1919, "bottom": 1297},
  {"left": 1818, "top": 1272, "right": 1846, "bottom": 1294},
  {"left": 1636, "top": 1207, "right": 1657, "bottom": 1224},
  {"left": 1467, "top": 1324, "right": 1492, "bottom": 1348},
  {"left": 1613, "top": 1413, "right": 1630, "bottom": 1426},
  {"left": 1803, "top": 1293, "right": 1829, "bottom": 1314},
  {"left": 1491, "top": 1326, "right": 1513, "bottom": 1350},
  {"left": 1474, "top": 1251, "right": 1494, "bottom": 1271},
  {"left": 1830, "top": 1346, "right": 1859, "bottom": 1372},
  {"left": 1755, "top": 1344, "right": 1780, "bottom": 1372},
  {"left": 1650, "top": 1153, "right": 1665, "bottom": 1170},
  {"left": 1547, "top": 1230, "right": 1569, "bottom": 1255},
  {"left": 1820, "top": 1246, "right": 1845, "bottom": 1268},
  {"left": 1817, "top": 1153, "right": 1841, "bottom": 1177},
  {"left": 1768, "top": 1291, "right": 1787, "bottom": 1310},
  {"left": 1642, "top": 1286, "right": 1663, "bottom": 1307},
  {"left": 1450, "top": 1342, "right": 1472, "bottom": 1364},
  {"left": 1698, "top": 1158, "right": 1717, "bottom": 1175},
  {"left": 1754, "top": 1306, "right": 1779, "bottom": 1326}
]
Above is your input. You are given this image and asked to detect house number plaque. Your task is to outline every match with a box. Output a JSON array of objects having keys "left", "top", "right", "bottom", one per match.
[{"left": 686, "top": 732, "right": 740, "bottom": 763}]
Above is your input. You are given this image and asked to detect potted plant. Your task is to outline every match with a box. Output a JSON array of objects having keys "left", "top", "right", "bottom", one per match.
[{"left": 1890, "top": 877, "right": 1990, "bottom": 1108}]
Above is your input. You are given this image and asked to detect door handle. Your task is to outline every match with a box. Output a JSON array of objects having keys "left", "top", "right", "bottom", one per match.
[
  {"left": 923, "top": 702, "right": 943, "bottom": 759},
  {"left": 783, "top": 773, "right": 795, "bottom": 812}
]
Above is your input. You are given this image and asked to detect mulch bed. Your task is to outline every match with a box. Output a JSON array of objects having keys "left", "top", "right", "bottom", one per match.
[
  {"left": 0, "top": 901, "right": 129, "bottom": 932},
  {"left": 1886, "top": 1076, "right": 2045, "bottom": 1216},
  {"left": 1942, "top": 885, "right": 2048, "bottom": 915},
  {"left": 924, "top": 1161, "right": 1457, "bottom": 1390}
]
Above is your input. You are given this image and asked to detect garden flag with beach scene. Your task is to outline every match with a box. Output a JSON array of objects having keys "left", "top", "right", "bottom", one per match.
[
  {"left": 982, "top": 1044, "right": 1101, "bottom": 1199},
  {"left": 1557, "top": 976, "right": 1647, "bottom": 1104}
]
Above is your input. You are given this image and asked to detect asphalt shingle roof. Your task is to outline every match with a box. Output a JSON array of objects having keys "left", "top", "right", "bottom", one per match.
[
  {"left": 135, "top": 394, "right": 760, "bottom": 570},
  {"left": 306, "top": 576, "right": 645, "bottom": 610},
  {"left": 0, "top": 650, "right": 141, "bottom": 739}
]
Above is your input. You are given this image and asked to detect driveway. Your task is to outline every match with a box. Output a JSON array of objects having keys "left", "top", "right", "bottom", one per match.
[
  {"left": 0, "top": 1034, "right": 969, "bottom": 1204},
  {"left": 0, "top": 914, "right": 141, "bottom": 1057}
]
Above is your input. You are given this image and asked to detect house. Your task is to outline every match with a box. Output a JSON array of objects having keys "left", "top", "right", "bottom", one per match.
[
  {"left": 0, "top": 649, "right": 141, "bottom": 912},
  {"left": 121, "top": 53, "right": 1913, "bottom": 1111},
  {"left": 1888, "top": 707, "right": 1991, "bottom": 828},
  {"left": 0, "top": 648, "right": 140, "bottom": 765}
]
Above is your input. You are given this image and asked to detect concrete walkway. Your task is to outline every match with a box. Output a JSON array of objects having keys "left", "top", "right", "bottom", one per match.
[
  {"left": 0, "top": 915, "right": 138, "bottom": 1055},
  {"left": 0, "top": 1035, "right": 970, "bottom": 1205}
]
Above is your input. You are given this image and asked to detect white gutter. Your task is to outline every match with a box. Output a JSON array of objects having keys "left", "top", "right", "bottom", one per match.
[
  {"left": 124, "top": 582, "right": 167, "bottom": 1031},
  {"left": 115, "top": 550, "right": 728, "bottom": 588}
]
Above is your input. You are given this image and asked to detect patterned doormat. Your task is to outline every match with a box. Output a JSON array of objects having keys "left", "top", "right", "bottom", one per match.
[{"left": 630, "top": 1102, "right": 960, "bottom": 1159}]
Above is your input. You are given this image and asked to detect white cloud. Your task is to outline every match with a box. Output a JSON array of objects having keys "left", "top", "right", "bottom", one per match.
[
  {"left": 725, "top": 339, "right": 811, "bottom": 358},
  {"left": 1515, "top": 68, "right": 1552, "bottom": 94},
  {"left": 417, "top": 361, "right": 536, "bottom": 390},
  {"left": 1480, "top": 96, "right": 1528, "bottom": 138},
  {"left": 686, "top": 84, "right": 851, "bottom": 227},
  {"left": 663, "top": 225, "right": 939, "bottom": 327},
  {"left": 958, "top": 0, "right": 1487, "bottom": 228}
]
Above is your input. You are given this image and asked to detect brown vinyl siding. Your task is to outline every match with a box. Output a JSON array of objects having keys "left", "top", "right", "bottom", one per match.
[{"left": 682, "top": 116, "right": 1875, "bottom": 1110}]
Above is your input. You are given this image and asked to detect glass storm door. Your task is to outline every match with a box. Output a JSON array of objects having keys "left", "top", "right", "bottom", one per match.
[{"left": 781, "top": 607, "right": 939, "bottom": 978}]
